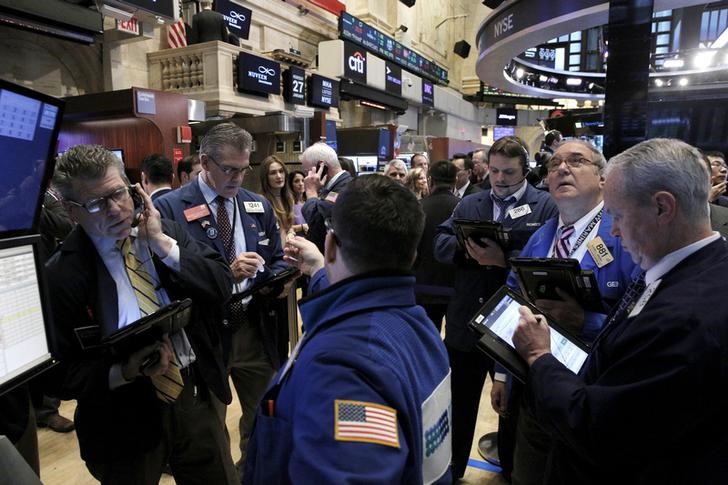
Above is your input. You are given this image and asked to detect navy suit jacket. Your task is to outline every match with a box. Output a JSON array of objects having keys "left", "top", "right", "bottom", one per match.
[
  {"left": 44, "top": 220, "right": 233, "bottom": 463},
  {"left": 528, "top": 239, "right": 728, "bottom": 484},
  {"left": 155, "top": 181, "right": 288, "bottom": 364},
  {"left": 301, "top": 170, "right": 353, "bottom": 253},
  {"left": 434, "top": 183, "right": 558, "bottom": 351}
]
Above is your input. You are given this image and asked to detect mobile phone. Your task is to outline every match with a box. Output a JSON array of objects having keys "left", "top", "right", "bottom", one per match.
[
  {"left": 317, "top": 161, "right": 329, "bottom": 179},
  {"left": 129, "top": 185, "right": 145, "bottom": 227}
]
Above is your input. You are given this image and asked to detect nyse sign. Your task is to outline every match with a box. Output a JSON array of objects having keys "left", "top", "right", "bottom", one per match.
[{"left": 494, "top": 13, "right": 514, "bottom": 38}]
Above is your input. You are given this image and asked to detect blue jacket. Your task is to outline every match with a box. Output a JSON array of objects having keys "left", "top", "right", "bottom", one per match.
[
  {"left": 506, "top": 212, "right": 641, "bottom": 343},
  {"left": 154, "top": 180, "right": 288, "bottom": 365},
  {"left": 244, "top": 270, "right": 452, "bottom": 485},
  {"left": 301, "top": 171, "right": 353, "bottom": 253},
  {"left": 434, "top": 184, "right": 558, "bottom": 351}
]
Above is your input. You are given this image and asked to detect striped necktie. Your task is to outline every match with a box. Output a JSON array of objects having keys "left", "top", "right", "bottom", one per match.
[
  {"left": 117, "top": 238, "right": 184, "bottom": 403},
  {"left": 493, "top": 196, "right": 516, "bottom": 223},
  {"left": 554, "top": 225, "right": 575, "bottom": 259}
]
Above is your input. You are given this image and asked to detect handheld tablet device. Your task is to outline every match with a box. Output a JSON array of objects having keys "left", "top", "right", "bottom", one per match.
[
  {"left": 230, "top": 266, "right": 300, "bottom": 302},
  {"left": 510, "top": 257, "right": 604, "bottom": 313},
  {"left": 453, "top": 219, "right": 531, "bottom": 251},
  {"left": 468, "top": 286, "right": 590, "bottom": 383}
]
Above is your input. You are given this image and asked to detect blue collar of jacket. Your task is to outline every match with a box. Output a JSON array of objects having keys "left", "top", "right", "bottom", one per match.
[{"left": 299, "top": 270, "right": 416, "bottom": 335}]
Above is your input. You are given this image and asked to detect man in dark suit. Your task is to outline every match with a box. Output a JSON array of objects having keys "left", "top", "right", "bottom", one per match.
[
  {"left": 155, "top": 123, "right": 287, "bottom": 472},
  {"left": 300, "top": 142, "right": 353, "bottom": 253},
  {"left": 471, "top": 148, "right": 491, "bottom": 190},
  {"left": 452, "top": 154, "right": 482, "bottom": 198},
  {"left": 188, "top": 0, "right": 228, "bottom": 44},
  {"left": 140, "top": 153, "right": 173, "bottom": 201},
  {"left": 435, "top": 136, "right": 558, "bottom": 480},
  {"left": 413, "top": 160, "right": 459, "bottom": 332},
  {"left": 45, "top": 145, "right": 237, "bottom": 484},
  {"left": 514, "top": 138, "right": 728, "bottom": 484}
]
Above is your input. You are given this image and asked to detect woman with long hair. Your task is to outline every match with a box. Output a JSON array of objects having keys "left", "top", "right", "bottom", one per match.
[
  {"left": 405, "top": 166, "right": 429, "bottom": 200},
  {"left": 287, "top": 169, "right": 308, "bottom": 236},
  {"left": 260, "top": 155, "right": 296, "bottom": 238}
]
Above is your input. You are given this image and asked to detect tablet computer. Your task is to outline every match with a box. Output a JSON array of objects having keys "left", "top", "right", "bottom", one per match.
[
  {"left": 468, "top": 286, "right": 590, "bottom": 383},
  {"left": 510, "top": 257, "right": 604, "bottom": 313},
  {"left": 230, "top": 266, "right": 300, "bottom": 303},
  {"left": 73, "top": 299, "right": 194, "bottom": 357},
  {"left": 453, "top": 219, "right": 531, "bottom": 251}
]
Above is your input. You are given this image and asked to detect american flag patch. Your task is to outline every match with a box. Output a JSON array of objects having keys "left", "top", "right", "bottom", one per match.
[{"left": 334, "top": 400, "right": 399, "bottom": 448}]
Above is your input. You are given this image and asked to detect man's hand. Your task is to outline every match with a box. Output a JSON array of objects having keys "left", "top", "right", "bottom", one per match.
[
  {"left": 465, "top": 237, "right": 507, "bottom": 267},
  {"left": 121, "top": 335, "right": 173, "bottom": 381},
  {"left": 513, "top": 306, "right": 552, "bottom": 366},
  {"left": 284, "top": 236, "right": 324, "bottom": 276},
  {"left": 709, "top": 181, "right": 727, "bottom": 202},
  {"left": 134, "top": 184, "right": 173, "bottom": 258},
  {"left": 231, "top": 252, "right": 265, "bottom": 282},
  {"left": 534, "top": 287, "right": 585, "bottom": 334},
  {"left": 490, "top": 380, "right": 508, "bottom": 417},
  {"left": 304, "top": 163, "right": 327, "bottom": 199}
]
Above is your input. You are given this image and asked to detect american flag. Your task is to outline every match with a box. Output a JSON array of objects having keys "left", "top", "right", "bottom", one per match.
[
  {"left": 167, "top": 17, "right": 187, "bottom": 49},
  {"left": 335, "top": 400, "right": 399, "bottom": 448}
]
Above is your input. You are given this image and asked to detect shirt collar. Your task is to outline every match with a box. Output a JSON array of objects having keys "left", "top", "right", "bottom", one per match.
[
  {"left": 198, "top": 173, "right": 231, "bottom": 205},
  {"left": 149, "top": 186, "right": 171, "bottom": 199},
  {"left": 645, "top": 232, "right": 722, "bottom": 284},
  {"left": 90, "top": 226, "right": 140, "bottom": 254},
  {"left": 325, "top": 170, "right": 346, "bottom": 190},
  {"left": 456, "top": 180, "right": 471, "bottom": 197},
  {"left": 558, "top": 200, "right": 604, "bottom": 234}
]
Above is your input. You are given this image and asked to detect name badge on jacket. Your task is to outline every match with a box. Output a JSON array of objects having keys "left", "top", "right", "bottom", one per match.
[
  {"left": 184, "top": 204, "right": 211, "bottom": 222},
  {"left": 587, "top": 236, "right": 614, "bottom": 268},
  {"left": 508, "top": 204, "right": 531, "bottom": 219},
  {"left": 244, "top": 201, "right": 264, "bottom": 213}
]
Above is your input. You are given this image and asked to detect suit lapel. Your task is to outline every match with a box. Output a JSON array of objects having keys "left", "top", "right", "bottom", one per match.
[
  {"left": 236, "top": 193, "right": 258, "bottom": 254},
  {"left": 183, "top": 182, "right": 228, "bottom": 258}
]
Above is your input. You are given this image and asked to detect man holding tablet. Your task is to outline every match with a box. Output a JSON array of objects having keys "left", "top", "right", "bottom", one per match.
[
  {"left": 513, "top": 139, "right": 728, "bottom": 483},
  {"left": 491, "top": 140, "right": 640, "bottom": 483}
]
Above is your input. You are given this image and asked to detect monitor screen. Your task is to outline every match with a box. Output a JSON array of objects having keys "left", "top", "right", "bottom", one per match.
[
  {"left": 109, "top": 148, "right": 124, "bottom": 163},
  {"left": 0, "top": 240, "right": 55, "bottom": 394},
  {"left": 0, "top": 80, "right": 64, "bottom": 236},
  {"left": 496, "top": 108, "right": 518, "bottom": 126},
  {"left": 237, "top": 53, "right": 281, "bottom": 96},
  {"left": 309, "top": 74, "right": 339, "bottom": 108},
  {"left": 493, "top": 126, "right": 516, "bottom": 140}
]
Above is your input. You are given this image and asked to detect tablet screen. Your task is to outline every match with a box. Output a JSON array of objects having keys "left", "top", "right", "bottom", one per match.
[{"left": 473, "top": 292, "right": 589, "bottom": 375}]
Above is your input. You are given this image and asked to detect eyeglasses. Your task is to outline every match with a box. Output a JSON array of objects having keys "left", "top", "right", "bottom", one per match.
[
  {"left": 547, "top": 155, "right": 593, "bottom": 172},
  {"left": 324, "top": 217, "right": 341, "bottom": 246},
  {"left": 66, "top": 186, "right": 131, "bottom": 214},
  {"left": 205, "top": 154, "right": 252, "bottom": 176},
  {"left": 710, "top": 160, "right": 727, "bottom": 169}
]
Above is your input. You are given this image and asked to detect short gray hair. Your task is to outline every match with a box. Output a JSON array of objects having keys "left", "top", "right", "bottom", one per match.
[
  {"left": 199, "top": 123, "right": 253, "bottom": 161},
  {"left": 605, "top": 138, "right": 709, "bottom": 220},
  {"left": 559, "top": 139, "right": 607, "bottom": 175},
  {"left": 300, "top": 142, "right": 340, "bottom": 169},
  {"left": 384, "top": 159, "right": 407, "bottom": 175},
  {"left": 53, "top": 145, "right": 128, "bottom": 200}
]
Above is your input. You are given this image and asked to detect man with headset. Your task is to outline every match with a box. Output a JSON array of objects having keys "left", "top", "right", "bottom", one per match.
[{"left": 434, "top": 136, "right": 558, "bottom": 480}]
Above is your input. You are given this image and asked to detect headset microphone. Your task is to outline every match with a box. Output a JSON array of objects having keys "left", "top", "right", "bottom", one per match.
[{"left": 495, "top": 169, "right": 530, "bottom": 189}]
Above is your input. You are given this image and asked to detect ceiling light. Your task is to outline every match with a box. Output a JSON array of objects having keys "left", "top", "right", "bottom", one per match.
[
  {"left": 693, "top": 50, "right": 717, "bottom": 69},
  {"left": 515, "top": 68, "right": 525, "bottom": 79},
  {"left": 678, "top": 78, "right": 688, "bottom": 86},
  {"left": 655, "top": 79, "right": 664, "bottom": 87},
  {"left": 566, "top": 78, "right": 582, "bottom": 86},
  {"left": 538, "top": 75, "right": 548, "bottom": 83}
]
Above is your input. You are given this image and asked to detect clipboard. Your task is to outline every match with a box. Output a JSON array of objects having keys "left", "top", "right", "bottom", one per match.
[
  {"left": 229, "top": 267, "right": 300, "bottom": 303},
  {"left": 468, "top": 286, "right": 590, "bottom": 383},
  {"left": 74, "top": 299, "right": 193, "bottom": 357},
  {"left": 509, "top": 257, "right": 604, "bottom": 313}
]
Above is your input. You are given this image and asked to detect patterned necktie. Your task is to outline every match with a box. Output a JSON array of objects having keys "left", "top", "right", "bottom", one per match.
[
  {"left": 605, "top": 272, "right": 647, "bottom": 328},
  {"left": 215, "top": 195, "right": 235, "bottom": 263},
  {"left": 117, "top": 238, "right": 184, "bottom": 403},
  {"left": 494, "top": 196, "right": 516, "bottom": 223},
  {"left": 554, "top": 225, "right": 575, "bottom": 258}
]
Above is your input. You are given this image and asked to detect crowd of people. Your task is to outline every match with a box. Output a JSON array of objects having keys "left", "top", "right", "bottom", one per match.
[{"left": 2, "top": 124, "right": 728, "bottom": 485}]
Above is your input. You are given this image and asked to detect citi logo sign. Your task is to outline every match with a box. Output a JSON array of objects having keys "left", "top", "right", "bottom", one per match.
[{"left": 348, "top": 52, "right": 365, "bottom": 74}]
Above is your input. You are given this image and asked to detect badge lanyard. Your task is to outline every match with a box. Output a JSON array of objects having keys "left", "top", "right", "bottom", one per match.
[{"left": 553, "top": 209, "right": 603, "bottom": 258}]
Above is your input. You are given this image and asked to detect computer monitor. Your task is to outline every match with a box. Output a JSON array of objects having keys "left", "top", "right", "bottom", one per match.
[
  {"left": 0, "top": 79, "right": 64, "bottom": 237},
  {"left": 109, "top": 148, "right": 124, "bottom": 164},
  {"left": 0, "top": 236, "right": 57, "bottom": 395}
]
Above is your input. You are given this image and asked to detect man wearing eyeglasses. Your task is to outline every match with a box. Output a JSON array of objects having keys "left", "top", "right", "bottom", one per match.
[
  {"left": 490, "top": 140, "right": 640, "bottom": 484},
  {"left": 155, "top": 122, "right": 287, "bottom": 474},
  {"left": 44, "top": 144, "right": 238, "bottom": 483}
]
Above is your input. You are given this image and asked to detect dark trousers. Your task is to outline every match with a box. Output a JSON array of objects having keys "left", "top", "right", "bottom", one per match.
[
  {"left": 15, "top": 399, "right": 39, "bottom": 476},
  {"left": 447, "top": 344, "right": 494, "bottom": 479},
  {"left": 87, "top": 367, "right": 237, "bottom": 485},
  {"left": 512, "top": 398, "right": 552, "bottom": 485},
  {"left": 497, "top": 379, "right": 524, "bottom": 481},
  {"left": 422, "top": 303, "right": 448, "bottom": 333}
]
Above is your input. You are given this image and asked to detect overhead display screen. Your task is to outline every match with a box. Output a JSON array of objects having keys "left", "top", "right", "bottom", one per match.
[
  {"left": 496, "top": 108, "right": 518, "bottom": 126},
  {"left": 215, "top": 0, "right": 253, "bottom": 40},
  {"left": 237, "top": 53, "right": 280, "bottom": 96},
  {"left": 309, "top": 74, "right": 339, "bottom": 108},
  {"left": 339, "top": 11, "right": 448, "bottom": 85},
  {"left": 344, "top": 42, "right": 367, "bottom": 84},
  {"left": 385, "top": 62, "right": 402, "bottom": 96},
  {"left": 422, "top": 81, "right": 434, "bottom": 106},
  {"left": 283, "top": 67, "right": 306, "bottom": 105}
]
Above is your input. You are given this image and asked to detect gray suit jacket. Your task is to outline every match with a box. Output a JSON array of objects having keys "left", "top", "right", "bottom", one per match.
[{"left": 710, "top": 203, "right": 728, "bottom": 239}]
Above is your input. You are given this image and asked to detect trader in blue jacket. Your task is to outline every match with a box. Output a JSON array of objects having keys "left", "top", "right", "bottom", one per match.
[
  {"left": 434, "top": 136, "right": 557, "bottom": 479},
  {"left": 492, "top": 140, "right": 641, "bottom": 484},
  {"left": 244, "top": 175, "right": 452, "bottom": 484}
]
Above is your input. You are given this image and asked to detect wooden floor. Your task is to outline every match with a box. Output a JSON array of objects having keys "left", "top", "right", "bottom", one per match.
[{"left": 37, "top": 377, "right": 507, "bottom": 484}]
